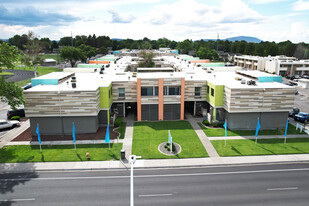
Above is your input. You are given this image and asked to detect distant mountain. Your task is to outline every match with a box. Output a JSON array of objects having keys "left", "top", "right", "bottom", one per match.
[
  {"left": 202, "top": 36, "right": 262, "bottom": 43},
  {"left": 0, "top": 39, "right": 8, "bottom": 42},
  {"left": 111, "top": 38, "right": 123, "bottom": 41}
]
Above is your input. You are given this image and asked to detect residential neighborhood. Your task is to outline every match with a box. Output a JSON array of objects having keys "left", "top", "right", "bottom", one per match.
[{"left": 1, "top": 0, "right": 309, "bottom": 205}]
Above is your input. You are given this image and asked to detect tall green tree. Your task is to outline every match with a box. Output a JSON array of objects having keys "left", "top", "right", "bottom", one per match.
[
  {"left": 177, "top": 39, "right": 193, "bottom": 54},
  {"left": 60, "top": 46, "right": 83, "bottom": 67},
  {"left": 196, "top": 47, "right": 219, "bottom": 60},
  {"left": 77, "top": 44, "right": 96, "bottom": 62},
  {"left": 20, "top": 31, "right": 44, "bottom": 78},
  {"left": 0, "top": 43, "right": 24, "bottom": 110},
  {"left": 138, "top": 51, "right": 155, "bottom": 67}
]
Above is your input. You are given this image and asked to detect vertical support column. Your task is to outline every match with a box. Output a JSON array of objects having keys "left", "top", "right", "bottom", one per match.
[
  {"left": 180, "top": 78, "right": 185, "bottom": 120},
  {"left": 137, "top": 78, "right": 141, "bottom": 121},
  {"left": 107, "top": 109, "right": 110, "bottom": 124},
  {"left": 123, "top": 102, "right": 126, "bottom": 117},
  {"left": 193, "top": 101, "right": 196, "bottom": 116},
  {"left": 213, "top": 108, "right": 217, "bottom": 122},
  {"left": 158, "top": 78, "right": 164, "bottom": 120}
]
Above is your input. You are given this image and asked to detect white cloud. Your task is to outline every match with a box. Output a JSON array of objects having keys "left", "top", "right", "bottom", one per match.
[
  {"left": 293, "top": 0, "right": 309, "bottom": 11},
  {"left": 245, "top": 0, "right": 288, "bottom": 4},
  {"left": 108, "top": 10, "right": 136, "bottom": 23}
]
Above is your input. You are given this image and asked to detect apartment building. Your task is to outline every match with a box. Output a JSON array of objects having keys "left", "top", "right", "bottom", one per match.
[{"left": 24, "top": 53, "right": 295, "bottom": 135}]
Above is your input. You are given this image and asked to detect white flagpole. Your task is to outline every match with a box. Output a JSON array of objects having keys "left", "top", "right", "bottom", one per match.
[
  {"left": 225, "top": 119, "right": 227, "bottom": 147},
  {"left": 117, "top": 134, "right": 119, "bottom": 160},
  {"left": 74, "top": 143, "right": 76, "bottom": 151},
  {"left": 40, "top": 144, "right": 42, "bottom": 152}
]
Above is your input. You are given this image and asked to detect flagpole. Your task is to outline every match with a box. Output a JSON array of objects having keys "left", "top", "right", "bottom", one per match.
[
  {"left": 40, "top": 144, "right": 42, "bottom": 152},
  {"left": 117, "top": 134, "right": 119, "bottom": 160},
  {"left": 284, "top": 118, "right": 289, "bottom": 144},
  {"left": 224, "top": 119, "right": 227, "bottom": 147}
]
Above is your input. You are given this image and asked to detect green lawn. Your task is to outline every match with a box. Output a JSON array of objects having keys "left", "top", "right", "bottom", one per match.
[
  {"left": 115, "top": 122, "right": 126, "bottom": 139},
  {"left": 132, "top": 121, "right": 208, "bottom": 159},
  {"left": 198, "top": 122, "right": 306, "bottom": 137},
  {"left": 15, "top": 66, "right": 62, "bottom": 87},
  {"left": 0, "top": 144, "right": 122, "bottom": 163},
  {"left": 212, "top": 138, "right": 309, "bottom": 156},
  {"left": 0, "top": 72, "right": 14, "bottom": 76}
]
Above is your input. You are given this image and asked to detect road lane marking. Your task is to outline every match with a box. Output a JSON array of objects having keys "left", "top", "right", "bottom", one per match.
[
  {"left": 1, "top": 168, "right": 309, "bottom": 181},
  {"left": 267, "top": 187, "right": 298, "bottom": 191},
  {"left": 139, "top": 194, "right": 173, "bottom": 197},
  {"left": 0, "top": 198, "right": 35, "bottom": 202}
]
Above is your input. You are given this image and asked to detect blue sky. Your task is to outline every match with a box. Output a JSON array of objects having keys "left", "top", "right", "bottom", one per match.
[{"left": 0, "top": 0, "right": 308, "bottom": 43}]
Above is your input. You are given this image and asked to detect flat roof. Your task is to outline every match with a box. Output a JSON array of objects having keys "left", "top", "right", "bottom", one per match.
[{"left": 34, "top": 72, "right": 74, "bottom": 80}]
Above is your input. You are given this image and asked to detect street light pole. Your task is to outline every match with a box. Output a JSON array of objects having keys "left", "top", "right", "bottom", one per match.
[{"left": 130, "top": 155, "right": 141, "bottom": 206}]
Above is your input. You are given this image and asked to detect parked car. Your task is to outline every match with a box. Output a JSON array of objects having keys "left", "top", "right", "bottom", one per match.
[
  {"left": 0, "top": 120, "right": 20, "bottom": 130},
  {"left": 7, "top": 107, "right": 25, "bottom": 120},
  {"left": 301, "top": 75, "right": 309, "bottom": 79},
  {"left": 286, "top": 75, "right": 291, "bottom": 79},
  {"left": 294, "top": 112, "right": 309, "bottom": 123},
  {"left": 289, "top": 107, "right": 300, "bottom": 117}
]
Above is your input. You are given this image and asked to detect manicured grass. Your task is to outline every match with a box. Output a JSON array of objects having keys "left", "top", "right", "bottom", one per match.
[
  {"left": 198, "top": 122, "right": 306, "bottom": 137},
  {"left": 15, "top": 66, "right": 62, "bottom": 87},
  {"left": 132, "top": 121, "right": 208, "bottom": 159},
  {"left": 115, "top": 122, "right": 126, "bottom": 139},
  {"left": 211, "top": 138, "right": 309, "bottom": 156},
  {"left": 0, "top": 72, "right": 14, "bottom": 76},
  {"left": 0, "top": 144, "right": 122, "bottom": 163}
]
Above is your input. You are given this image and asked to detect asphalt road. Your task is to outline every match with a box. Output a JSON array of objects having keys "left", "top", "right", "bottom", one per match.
[{"left": 1, "top": 163, "right": 309, "bottom": 206}]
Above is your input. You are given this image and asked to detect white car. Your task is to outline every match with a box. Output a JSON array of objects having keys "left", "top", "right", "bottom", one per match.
[{"left": 0, "top": 120, "right": 20, "bottom": 130}]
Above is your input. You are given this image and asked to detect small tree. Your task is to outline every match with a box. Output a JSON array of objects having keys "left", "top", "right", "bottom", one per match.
[
  {"left": 0, "top": 42, "right": 18, "bottom": 71},
  {"left": 138, "top": 51, "right": 155, "bottom": 67},
  {"left": 78, "top": 44, "right": 96, "bottom": 62},
  {"left": 60, "top": 46, "right": 83, "bottom": 67},
  {"left": 196, "top": 47, "right": 219, "bottom": 60}
]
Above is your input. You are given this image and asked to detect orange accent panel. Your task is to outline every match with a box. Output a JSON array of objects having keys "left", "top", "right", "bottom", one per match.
[
  {"left": 89, "top": 60, "right": 110, "bottom": 64},
  {"left": 180, "top": 78, "right": 185, "bottom": 120},
  {"left": 137, "top": 78, "right": 142, "bottom": 121},
  {"left": 190, "top": 60, "right": 210, "bottom": 63},
  {"left": 158, "top": 78, "right": 164, "bottom": 120}
]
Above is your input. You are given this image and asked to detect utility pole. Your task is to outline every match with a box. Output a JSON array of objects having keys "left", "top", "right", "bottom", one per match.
[
  {"left": 71, "top": 31, "right": 73, "bottom": 47},
  {"left": 216, "top": 33, "right": 219, "bottom": 52}
]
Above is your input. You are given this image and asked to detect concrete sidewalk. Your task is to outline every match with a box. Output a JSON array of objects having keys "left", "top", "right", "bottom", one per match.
[
  {"left": 208, "top": 134, "right": 309, "bottom": 140},
  {"left": 1, "top": 154, "right": 309, "bottom": 173},
  {"left": 121, "top": 114, "right": 134, "bottom": 160},
  {"left": 185, "top": 113, "right": 219, "bottom": 158},
  {"left": 6, "top": 139, "right": 124, "bottom": 146}
]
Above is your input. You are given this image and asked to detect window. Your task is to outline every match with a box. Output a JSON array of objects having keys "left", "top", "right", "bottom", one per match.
[
  {"left": 169, "top": 87, "right": 180, "bottom": 95},
  {"left": 154, "top": 86, "right": 158, "bottom": 96},
  {"left": 164, "top": 86, "right": 168, "bottom": 95},
  {"left": 195, "top": 87, "right": 201, "bottom": 97},
  {"left": 211, "top": 88, "right": 214, "bottom": 97},
  {"left": 141, "top": 87, "right": 153, "bottom": 96},
  {"left": 118, "top": 88, "right": 125, "bottom": 99},
  {"left": 206, "top": 85, "right": 209, "bottom": 94},
  {"left": 163, "top": 86, "right": 181, "bottom": 96}
]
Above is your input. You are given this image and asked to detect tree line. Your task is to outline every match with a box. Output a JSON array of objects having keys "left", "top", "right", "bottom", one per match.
[{"left": 3, "top": 34, "right": 309, "bottom": 60}]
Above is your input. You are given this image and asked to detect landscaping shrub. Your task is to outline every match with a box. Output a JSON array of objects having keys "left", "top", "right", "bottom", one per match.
[
  {"left": 217, "top": 123, "right": 224, "bottom": 127},
  {"left": 203, "top": 120, "right": 210, "bottom": 126},
  {"left": 212, "top": 123, "right": 218, "bottom": 127},
  {"left": 114, "top": 117, "right": 123, "bottom": 127}
]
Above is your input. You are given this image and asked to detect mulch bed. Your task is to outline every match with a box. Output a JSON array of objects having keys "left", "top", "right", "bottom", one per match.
[{"left": 12, "top": 126, "right": 119, "bottom": 142}]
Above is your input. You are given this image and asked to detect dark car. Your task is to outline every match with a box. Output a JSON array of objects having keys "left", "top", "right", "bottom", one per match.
[
  {"left": 289, "top": 107, "right": 300, "bottom": 117},
  {"left": 286, "top": 75, "right": 291, "bottom": 79},
  {"left": 294, "top": 112, "right": 309, "bottom": 123},
  {"left": 7, "top": 108, "right": 25, "bottom": 120}
]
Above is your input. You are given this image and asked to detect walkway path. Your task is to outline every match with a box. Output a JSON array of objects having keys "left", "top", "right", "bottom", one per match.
[
  {"left": 6, "top": 139, "right": 124, "bottom": 146},
  {"left": 121, "top": 114, "right": 134, "bottom": 161},
  {"left": 208, "top": 134, "right": 309, "bottom": 140},
  {"left": 185, "top": 113, "right": 219, "bottom": 158}
]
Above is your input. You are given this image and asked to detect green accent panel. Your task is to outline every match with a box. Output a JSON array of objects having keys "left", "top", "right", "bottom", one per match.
[
  {"left": 213, "top": 108, "right": 217, "bottom": 121},
  {"left": 100, "top": 84, "right": 113, "bottom": 109},
  {"left": 97, "top": 57, "right": 117, "bottom": 61},
  {"left": 78, "top": 64, "right": 104, "bottom": 68},
  {"left": 206, "top": 81, "right": 224, "bottom": 107}
]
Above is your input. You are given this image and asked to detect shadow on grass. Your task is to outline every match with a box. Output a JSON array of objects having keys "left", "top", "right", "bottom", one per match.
[
  {"left": 76, "top": 153, "right": 83, "bottom": 161},
  {"left": 41, "top": 153, "right": 45, "bottom": 162},
  {"left": 134, "top": 120, "right": 193, "bottom": 131},
  {"left": 231, "top": 146, "right": 242, "bottom": 155}
]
